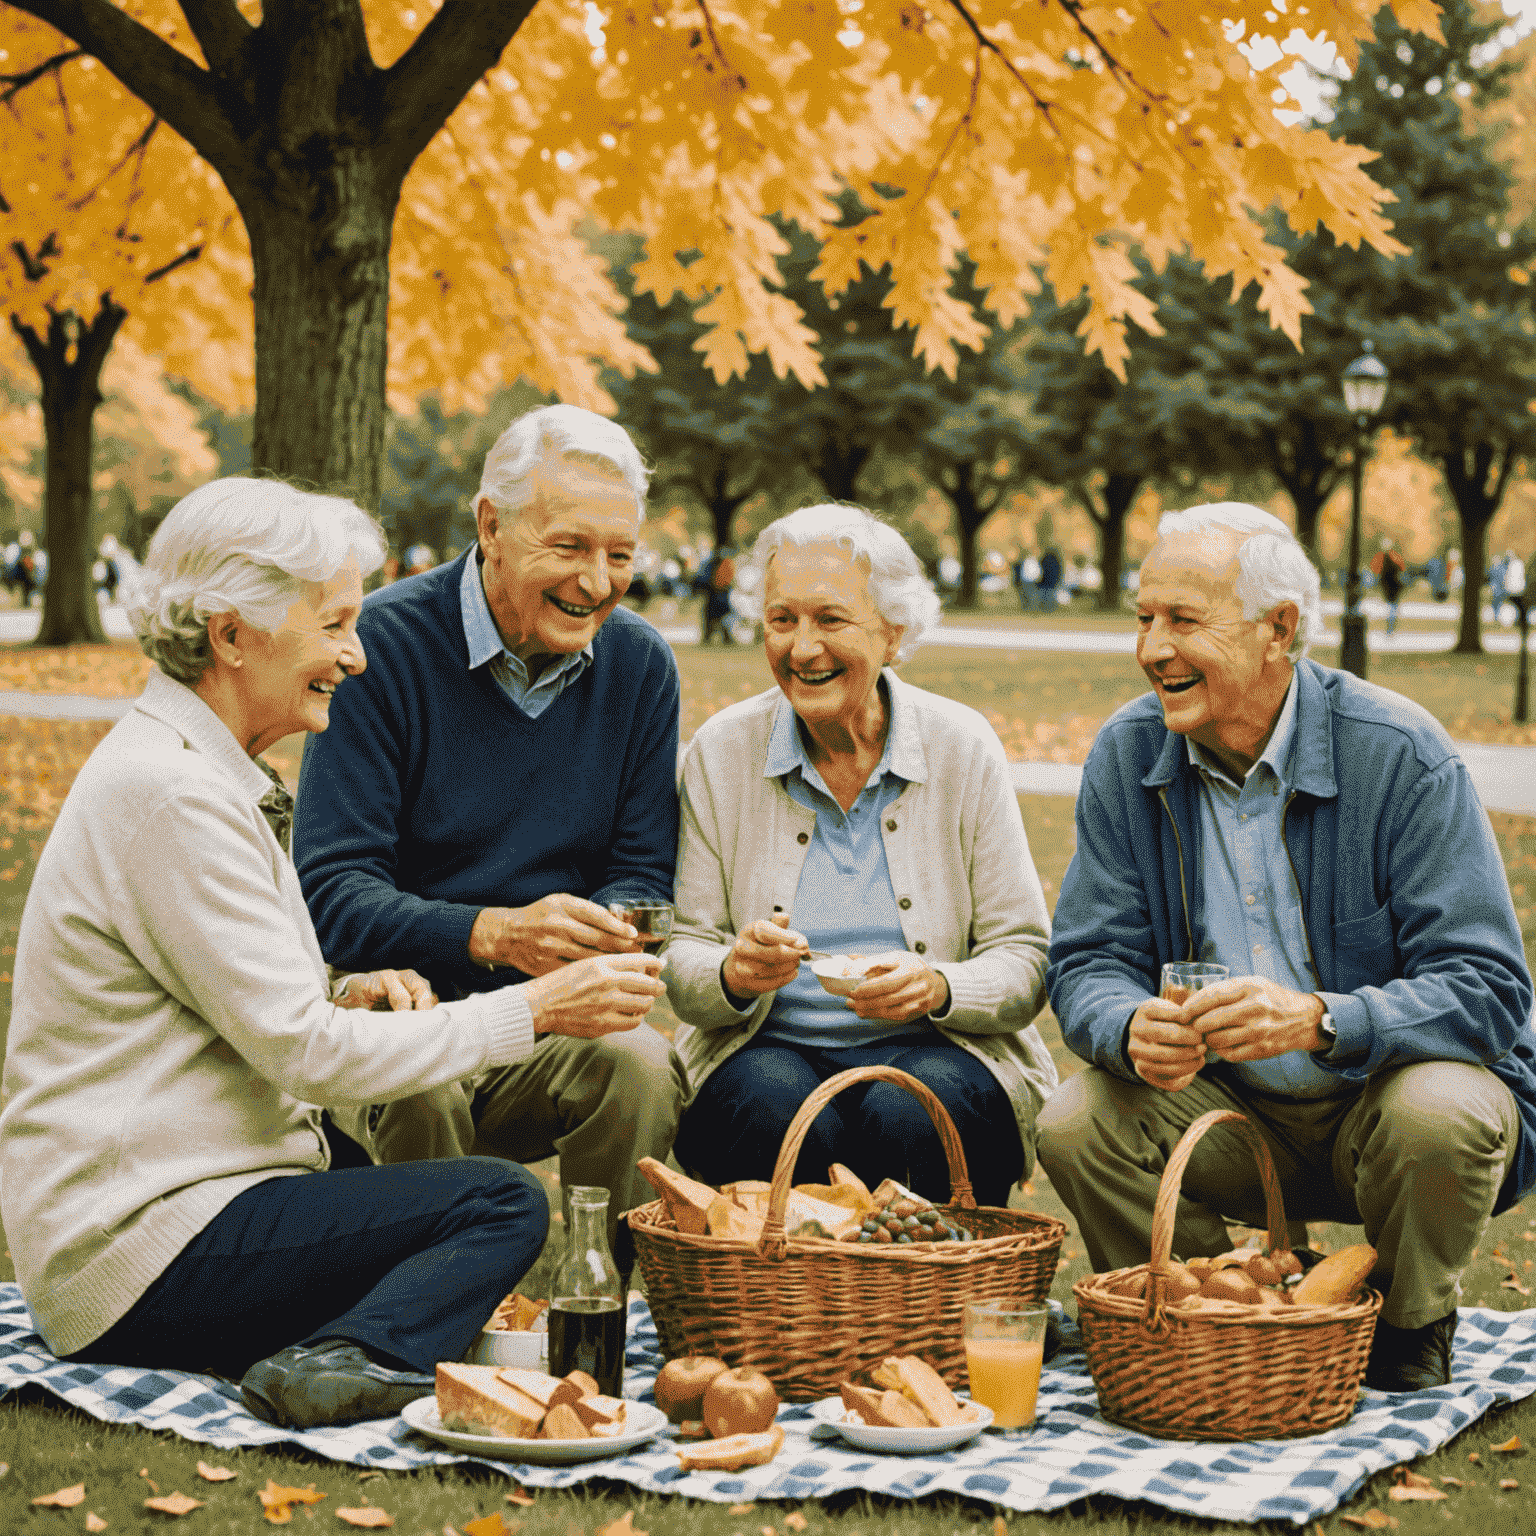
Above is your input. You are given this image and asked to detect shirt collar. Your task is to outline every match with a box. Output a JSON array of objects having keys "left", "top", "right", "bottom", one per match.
[
  {"left": 764, "top": 673, "right": 913, "bottom": 787},
  {"left": 459, "top": 545, "right": 594, "bottom": 675},
  {"left": 1185, "top": 668, "right": 1300, "bottom": 790},
  {"left": 133, "top": 669, "right": 279, "bottom": 806}
]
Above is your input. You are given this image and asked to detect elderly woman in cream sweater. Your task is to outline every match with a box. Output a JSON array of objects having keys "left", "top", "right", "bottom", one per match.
[
  {"left": 667, "top": 505, "right": 1057, "bottom": 1207},
  {"left": 0, "top": 479, "right": 664, "bottom": 1430}
]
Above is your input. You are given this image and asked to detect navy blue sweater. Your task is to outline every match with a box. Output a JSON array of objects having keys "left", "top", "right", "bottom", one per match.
[{"left": 294, "top": 552, "right": 680, "bottom": 1000}]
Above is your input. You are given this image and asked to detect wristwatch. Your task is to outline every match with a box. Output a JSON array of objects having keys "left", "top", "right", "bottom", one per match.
[{"left": 1315, "top": 1007, "right": 1338, "bottom": 1055}]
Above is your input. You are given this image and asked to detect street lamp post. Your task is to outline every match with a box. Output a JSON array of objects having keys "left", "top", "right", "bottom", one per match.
[{"left": 1339, "top": 341, "right": 1389, "bottom": 679}]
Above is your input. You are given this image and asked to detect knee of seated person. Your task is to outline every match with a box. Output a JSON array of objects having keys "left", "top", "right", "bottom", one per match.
[
  {"left": 861, "top": 1081, "right": 944, "bottom": 1145},
  {"left": 456, "top": 1156, "right": 550, "bottom": 1225},
  {"left": 1370, "top": 1062, "right": 1511, "bottom": 1157}
]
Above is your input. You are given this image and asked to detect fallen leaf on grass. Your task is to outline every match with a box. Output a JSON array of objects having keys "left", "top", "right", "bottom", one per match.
[
  {"left": 31, "top": 1483, "right": 86, "bottom": 1507},
  {"left": 504, "top": 1488, "right": 536, "bottom": 1507},
  {"left": 1439, "top": 1476, "right": 1465, "bottom": 1487},
  {"left": 357, "top": 1471, "right": 384, "bottom": 1483},
  {"left": 139, "top": 1469, "right": 160, "bottom": 1495},
  {"left": 1493, "top": 1435, "right": 1525, "bottom": 1454},
  {"left": 336, "top": 1509, "right": 394, "bottom": 1529},
  {"left": 784, "top": 1517, "right": 809, "bottom": 1532},
  {"left": 1388, "top": 1482, "right": 1447, "bottom": 1502},
  {"left": 596, "top": 1513, "right": 646, "bottom": 1536},
  {"left": 1500, "top": 1274, "right": 1532, "bottom": 1296},
  {"left": 1469, "top": 1452, "right": 1484, "bottom": 1464},
  {"left": 1339, "top": 1514, "right": 1398, "bottom": 1530},
  {"left": 0, "top": 1462, "right": 9, "bottom": 1479},
  {"left": 1501, "top": 1478, "right": 1520, "bottom": 1490},
  {"left": 86, "top": 1515, "right": 107, "bottom": 1532},
  {"left": 464, "top": 1515, "right": 516, "bottom": 1536},
  {"left": 728, "top": 1508, "right": 756, "bottom": 1517},
  {"left": 197, "top": 1461, "right": 237, "bottom": 1482},
  {"left": 260, "top": 1480, "right": 328, "bottom": 1523},
  {"left": 145, "top": 1493, "right": 205, "bottom": 1515},
  {"left": 994, "top": 1519, "right": 1009, "bottom": 1536}
]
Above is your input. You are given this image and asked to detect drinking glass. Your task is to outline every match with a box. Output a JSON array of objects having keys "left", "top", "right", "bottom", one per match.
[
  {"left": 609, "top": 901, "right": 674, "bottom": 955},
  {"left": 1161, "top": 961, "right": 1229, "bottom": 1059},
  {"left": 963, "top": 1301, "right": 1049, "bottom": 1431}
]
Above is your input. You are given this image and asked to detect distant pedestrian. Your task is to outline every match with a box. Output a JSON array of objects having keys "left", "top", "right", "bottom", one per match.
[
  {"left": 1371, "top": 542, "right": 1406, "bottom": 635},
  {"left": 698, "top": 546, "right": 738, "bottom": 644},
  {"left": 1424, "top": 554, "right": 1448, "bottom": 603},
  {"left": 1038, "top": 548, "right": 1062, "bottom": 608}
]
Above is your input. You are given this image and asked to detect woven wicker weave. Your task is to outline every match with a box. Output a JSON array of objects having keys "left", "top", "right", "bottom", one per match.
[
  {"left": 1074, "top": 1109, "right": 1380, "bottom": 1441},
  {"left": 626, "top": 1064, "right": 1066, "bottom": 1401}
]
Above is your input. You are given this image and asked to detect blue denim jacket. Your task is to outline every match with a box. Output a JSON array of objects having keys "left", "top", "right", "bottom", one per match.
[{"left": 1048, "top": 658, "right": 1536, "bottom": 1212}]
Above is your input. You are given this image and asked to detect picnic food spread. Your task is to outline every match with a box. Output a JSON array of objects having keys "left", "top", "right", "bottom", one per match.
[
  {"left": 838, "top": 1355, "right": 979, "bottom": 1429},
  {"left": 434, "top": 1362, "right": 627, "bottom": 1440},
  {"left": 485, "top": 1292, "right": 548, "bottom": 1334},
  {"left": 1106, "top": 1242, "right": 1377, "bottom": 1313}
]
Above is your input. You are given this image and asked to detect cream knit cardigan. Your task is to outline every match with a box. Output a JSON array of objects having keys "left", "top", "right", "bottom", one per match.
[
  {"left": 665, "top": 671, "right": 1058, "bottom": 1170},
  {"left": 0, "top": 672, "right": 536, "bottom": 1357}
]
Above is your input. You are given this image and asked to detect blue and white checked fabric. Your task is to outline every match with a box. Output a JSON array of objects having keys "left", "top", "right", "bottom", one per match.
[{"left": 3, "top": 1283, "right": 1535, "bottom": 1524}]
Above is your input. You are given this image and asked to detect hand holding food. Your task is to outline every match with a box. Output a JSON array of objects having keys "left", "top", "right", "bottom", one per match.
[
  {"left": 722, "top": 918, "right": 810, "bottom": 998},
  {"left": 843, "top": 950, "right": 949, "bottom": 1023}
]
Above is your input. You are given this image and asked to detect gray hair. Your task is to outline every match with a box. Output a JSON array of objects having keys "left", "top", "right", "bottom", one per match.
[
  {"left": 740, "top": 504, "right": 942, "bottom": 664},
  {"left": 477, "top": 404, "right": 648, "bottom": 522},
  {"left": 127, "top": 477, "right": 387, "bottom": 686},
  {"left": 1155, "top": 501, "right": 1323, "bottom": 661}
]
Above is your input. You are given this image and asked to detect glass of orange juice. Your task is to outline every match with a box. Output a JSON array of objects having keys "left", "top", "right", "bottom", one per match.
[{"left": 963, "top": 1301, "right": 1049, "bottom": 1431}]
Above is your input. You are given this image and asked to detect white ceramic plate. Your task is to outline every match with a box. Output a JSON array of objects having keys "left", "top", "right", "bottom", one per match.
[
  {"left": 401, "top": 1396, "right": 667, "bottom": 1464},
  {"left": 808, "top": 1395, "right": 993, "bottom": 1453}
]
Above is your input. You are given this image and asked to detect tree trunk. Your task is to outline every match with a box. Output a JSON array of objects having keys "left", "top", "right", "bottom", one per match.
[
  {"left": 242, "top": 174, "right": 399, "bottom": 507},
  {"left": 935, "top": 461, "right": 991, "bottom": 611},
  {"left": 810, "top": 437, "right": 871, "bottom": 504},
  {"left": 1266, "top": 419, "right": 1344, "bottom": 562},
  {"left": 1090, "top": 471, "right": 1141, "bottom": 611},
  {"left": 1441, "top": 440, "right": 1512, "bottom": 656},
  {"left": 11, "top": 302, "right": 126, "bottom": 645},
  {"left": 1454, "top": 512, "right": 1493, "bottom": 655}
]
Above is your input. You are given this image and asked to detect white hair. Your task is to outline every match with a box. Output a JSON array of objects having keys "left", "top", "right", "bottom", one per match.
[
  {"left": 1155, "top": 501, "right": 1323, "bottom": 661},
  {"left": 740, "top": 504, "right": 942, "bottom": 664},
  {"left": 127, "top": 477, "right": 387, "bottom": 686},
  {"left": 477, "top": 404, "right": 648, "bottom": 522}
]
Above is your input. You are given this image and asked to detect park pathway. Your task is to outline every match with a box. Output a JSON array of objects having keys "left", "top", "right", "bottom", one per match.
[{"left": 4, "top": 607, "right": 1532, "bottom": 815}]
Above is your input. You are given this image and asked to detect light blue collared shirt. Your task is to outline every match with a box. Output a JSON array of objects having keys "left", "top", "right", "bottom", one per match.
[
  {"left": 758, "top": 699, "right": 925, "bottom": 1049},
  {"left": 1189, "top": 672, "right": 1342, "bottom": 1098},
  {"left": 459, "top": 550, "right": 592, "bottom": 718}
]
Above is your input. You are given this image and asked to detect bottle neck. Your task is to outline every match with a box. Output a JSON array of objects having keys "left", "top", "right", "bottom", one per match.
[{"left": 557, "top": 1192, "right": 619, "bottom": 1301}]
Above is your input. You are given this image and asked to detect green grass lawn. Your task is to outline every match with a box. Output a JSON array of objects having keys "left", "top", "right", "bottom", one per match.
[{"left": 2, "top": 644, "right": 1536, "bottom": 1533}]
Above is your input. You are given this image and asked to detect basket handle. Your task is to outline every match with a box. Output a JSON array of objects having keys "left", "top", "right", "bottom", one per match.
[
  {"left": 1144, "top": 1109, "right": 1290, "bottom": 1325},
  {"left": 756, "top": 1065, "right": 975, "bottom": 1260}
]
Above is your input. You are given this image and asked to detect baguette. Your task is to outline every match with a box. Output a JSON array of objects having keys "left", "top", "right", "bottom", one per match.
[
  {"left": 1292, "top": 1243, "right": 1377, "bottom": 1306},
  {"left": 675, "top": 1423, "right": 785, "bottom": 1471},
  {"left": 637, "top": 1158, "right": 716, "bottom": 1234}
]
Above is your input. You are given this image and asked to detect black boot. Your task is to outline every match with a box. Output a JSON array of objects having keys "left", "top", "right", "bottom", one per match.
[
  {"left": 240, "top": 1339, "right": 435, "bottom": 1428},
  {"left": 1364, "top": 1312, "right": 1458, "bottom": 1393}
]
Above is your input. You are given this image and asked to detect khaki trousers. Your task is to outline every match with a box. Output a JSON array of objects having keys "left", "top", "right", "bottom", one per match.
[
  {"left": 362, "top": 1025, "right": 684, "bottom": 1262},
  {"left": 1036, "top": 1062, "right": 1519, "bottom": 1329}
]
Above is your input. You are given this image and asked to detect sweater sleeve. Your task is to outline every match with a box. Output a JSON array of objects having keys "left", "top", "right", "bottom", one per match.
[
  {"left": 120, "top": 782, "right": 535, "bottom": 1107},
  {"left": 294, "top": 627, "right": 481, "bottom": 979},
  {"left": 591, "top": 636, "right": 681, "bottom": 910},
  {"left": 926, "top": 732, "right": 1051, "bottom": 1037}
]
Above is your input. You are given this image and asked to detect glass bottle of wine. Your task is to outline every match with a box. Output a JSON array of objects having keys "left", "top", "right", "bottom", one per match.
[{"left": 548, "top": 1185, "right": 625, "bottom": 1397}]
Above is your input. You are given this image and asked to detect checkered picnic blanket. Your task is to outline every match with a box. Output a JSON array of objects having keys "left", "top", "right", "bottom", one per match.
[{"left": 3, "top": 1282, "right": 1534, "bottom": 1525}]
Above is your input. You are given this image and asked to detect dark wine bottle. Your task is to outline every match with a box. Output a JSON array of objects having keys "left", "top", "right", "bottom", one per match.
[{"left": 548, "top": 1184, "right": 625, "bottom": 1397}]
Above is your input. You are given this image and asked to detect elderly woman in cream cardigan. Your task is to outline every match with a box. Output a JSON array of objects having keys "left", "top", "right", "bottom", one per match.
[{"left": 666, "top": 505, "right": 1057, "bottom": 1207}]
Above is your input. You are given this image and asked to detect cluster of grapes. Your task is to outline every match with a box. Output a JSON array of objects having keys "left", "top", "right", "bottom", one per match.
[{"left": 842, "top": 1199, "right": 974, "bottom": 1245}]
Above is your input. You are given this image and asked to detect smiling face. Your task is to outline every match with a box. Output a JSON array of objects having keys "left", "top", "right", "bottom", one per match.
[
  {"left": 238, "top": 559, "right": 366, "bottom": 755},
  {"left": 763, "top": 541, "right": 901, "bottom": 732},
  {"left": 478, "top": 456, "right": 638, "bottom": 671},
  {"left": 1135, "top": 528, "right": 1296, "bottom": 774}
]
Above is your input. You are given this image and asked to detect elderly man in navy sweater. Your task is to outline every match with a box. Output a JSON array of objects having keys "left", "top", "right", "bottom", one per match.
[
  {"left": 1038, "top": 503, "right": 1535, "bottom": 1394},
  {"left": 295, "top": 405, "right": 683, "bottom": 1263}
]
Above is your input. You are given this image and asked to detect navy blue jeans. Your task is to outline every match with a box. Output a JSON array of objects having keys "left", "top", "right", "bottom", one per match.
[
  {"left": 69, "top": 1156, "right": 549, "bottom": 1379},
  {"left": 674, "top": 1036, "right": 1025, "bottom": 1209}
]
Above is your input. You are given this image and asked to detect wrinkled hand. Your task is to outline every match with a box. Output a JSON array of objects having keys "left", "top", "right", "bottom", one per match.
[
  {"left": 470, "top": 893, "right": 640, "bottom": 976},
  {"left": 335, "top": 969, "right": 438, "bottom": 1012},
  {"left": 1185, "top": 976, "right": 1327, "bottom": 1062},
  {"left": 1127, "top": 996, "right": 1207, "bottom": 1092},
  {"left": 722, "top": 915, "right": 810, "bottom": 999},
  {"left": 846, "top": 951, "right": 949, "bottom": 1023},
  {"left": 524, "top": 953, "right": 666, "bottom": 1037}
]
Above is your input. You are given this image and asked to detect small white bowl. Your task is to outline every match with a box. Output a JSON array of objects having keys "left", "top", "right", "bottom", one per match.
[
  {"left": 809, "top": 955, "right": 883, "bottom": 997},
  {"left": 472, "top": 1328, "right": 548, "bottom": 1369}
]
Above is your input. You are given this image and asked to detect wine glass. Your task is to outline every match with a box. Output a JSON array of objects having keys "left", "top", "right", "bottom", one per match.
[{"left": 609, "top": 901, "right": 674, "bottom": 955}]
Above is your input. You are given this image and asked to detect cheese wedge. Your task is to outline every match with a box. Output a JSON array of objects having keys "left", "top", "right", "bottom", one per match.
[
  {"left": 541, "top": 1402, "right": 591, "bottom": 1440},
  {"left": 436, "top": 1362, "right": 544, "bottom": 1438},
  {"left": 828, "top": 1163, "right": 871, "bottom": 1197},
  {"left": 892, "top": 1356, "right": 965, "bottom": 1428},
  {"left": 675, "top": 1423, "right": 785, "bottom": 1471},
  {"left": 637, "top": 1158, "right": 716, "bottom": 1234}
]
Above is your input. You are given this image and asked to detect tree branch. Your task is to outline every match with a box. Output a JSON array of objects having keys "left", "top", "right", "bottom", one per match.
[
  {"left": 6, "top": 0, "right": 243, "bottom": 175},
  {"left": 0, "top": 46, "right": 84, "bottom": 104},
  {"left": 144, "top": 243, "right": 205, "bottom": 284},
  {"left": 378, "top": 0, "right": 541, "bottom": 177},
  {"left": 176, "top": 0, "right": 254, "bottom": 81}
]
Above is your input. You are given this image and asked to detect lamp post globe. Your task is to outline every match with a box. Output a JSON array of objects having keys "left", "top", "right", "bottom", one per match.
[{"left": 1340, "top": 341, "right": 1389, "bottom": 678}]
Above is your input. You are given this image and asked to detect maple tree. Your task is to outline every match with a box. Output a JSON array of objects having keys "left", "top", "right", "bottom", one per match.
[
  {"left": 5, "top": 0, "right": 1441, "bottom": 521},
  {"left": 0, "top": 8, "right": 249, "bottom": 642}
]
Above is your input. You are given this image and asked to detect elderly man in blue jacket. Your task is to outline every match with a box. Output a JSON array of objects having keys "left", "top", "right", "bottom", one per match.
[{"left": 1039, "top": 502, "right": 1535, "bottom": 1393}]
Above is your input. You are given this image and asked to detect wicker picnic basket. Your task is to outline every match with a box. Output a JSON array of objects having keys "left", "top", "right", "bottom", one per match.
[
  {"left": 1074, "top": 1109, "right": 1380, "bottom": 1441},
  {"left": 626, "top": 1064, "right": 1066, "bottom": 1401}
]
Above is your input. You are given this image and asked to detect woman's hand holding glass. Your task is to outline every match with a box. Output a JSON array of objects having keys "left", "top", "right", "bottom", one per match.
[
  {"left": 722, "top": 917, "right": 811, "bottom": 998},
  {"left": 845, "top": 951, "right": 949, "bottom": 1023}
]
